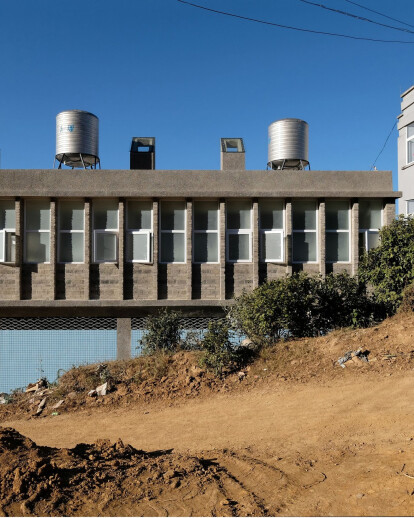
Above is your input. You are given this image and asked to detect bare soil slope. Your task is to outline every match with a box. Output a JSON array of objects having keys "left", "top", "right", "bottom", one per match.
[{"left": 1, "top": 313, "right": 414, "bottom": 516}]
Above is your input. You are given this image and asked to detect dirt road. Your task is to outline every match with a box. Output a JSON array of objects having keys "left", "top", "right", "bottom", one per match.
[{"left": 4, "top": 371, "right": 414, "bottom": 516}]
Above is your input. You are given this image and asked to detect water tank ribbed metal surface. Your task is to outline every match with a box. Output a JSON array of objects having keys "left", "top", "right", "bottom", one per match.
[
  {"left": 56, "top": 110, "right": 99, "bottom": 168},
  {"left": 268, "top": 118, "right": 309, "bottom": 169}
]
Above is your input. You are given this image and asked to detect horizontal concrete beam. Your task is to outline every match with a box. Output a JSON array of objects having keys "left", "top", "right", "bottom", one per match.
[{"left": 0, "top": 169, "right": 399, "bottom": 199}]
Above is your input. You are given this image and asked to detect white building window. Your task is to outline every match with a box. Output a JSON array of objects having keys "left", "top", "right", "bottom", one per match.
[
  {"left": 58, "top": 201, "right": 84, "bottom": 263},
  {"left": 93, "top": 200, "right": 119, "bottom": 263},
  {"left": 226, "top": 200, "right": 252, "bottom": 262},
  {"left": 193, "top": 201, "right": 219, "bottom": 263},
  {"left": 326, "top": 201, "right": 350, "bottom": 263},
  {"left": 359, "top": 199, "right": 382, "bottom": 253},
  {"left": 407, "top": 200, "right": 414, "bottom": 215},
  {"left": 0, "top": 200, "right": 16, "bottom": 263},
  {"left": 25, "top": 200, "right": 50, "bottom": 263},
  {"left": 292, "top": 200, "right": 318, "bottom": 262},
  {"left": 407, "top": 124, "right": 414, "bottom": 165},
  {"left": 126, "top": 201, "right": 152, "bottom": 262},
  {"left": 259, "top": 200, "right": 284, "bottom": 262},
  {"left": 160, "top": 201, "right": 186, "bottom": 263}
]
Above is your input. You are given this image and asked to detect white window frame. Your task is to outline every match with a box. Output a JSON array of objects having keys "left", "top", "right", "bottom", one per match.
[
  {"left": 292, "top": 200, "right": 318, "bottom": 264},
  {"left": 192, "top": 200, "right": 220, "bottom": 264},
  {"left": 359, "top": 200, "right": 383, "bottom": 253},
  {"left": 126, "top": 200, "right": 153, "bottom": 264},
  {"left": 24, "top": 200, "right": 51, "bottom": 264},
  {"left": 92, "top": 200, "right": 119, "bottom": 264},
  {"left": 57, "top": 200, "right": 85, "bottom": 264},
  {"left": 226, "top": 200, "right": 252, "bottom": 263},
  {"left": 407, "top": 199, "right": 414, "bottom": 215},
  {"left": 407, "top": 123, "right": 414, "bottom": 165},
  {"left": 325, "top": 200, "right": 351, "bottom": 264},
  {"left": 0, "top": 230, "right": 16, "bottom": 263},
  {"left": 159, "top": 200, "right": 186, "bottom": 264},
  {"left": 259, "top": 200, "right": 285, "bottom": 263}
]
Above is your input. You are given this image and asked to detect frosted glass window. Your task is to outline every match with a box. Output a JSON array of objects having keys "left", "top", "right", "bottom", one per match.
[
  {"left": 408, "top": 124, "right": 414, "bottom": 138},
  {"left": 161, "top": 201, "right": 185, "bottom": 231},
  {"left": 194, "top": 233, "right": 218, "bottom": 263},
  {"left": 293, "top": 201, "right": 316, "bottom": 230},
  {"left": 127, "top": 232, "right": 150, "bottom": 262},
  {"left": 228, "top": 234, "right": 250, "bottom": 262},
  {"left": 227, "top": 201, "right": 251, "bottom": 230},
  {"left": 95, "top": 232, "right": 117, "bottom": 262},
  {"left": 367, "top": 232, "right": 380, "bottom": 250},
  {"left": 161, "top": 233, "right": 185, "bottom": 263},
  {"left": 261, "top": 232, "right": 282, "bottom": 262},
  {"left": 326, "top": 233, "right": 349, "bottom": 262},
  {"left": 194, "top": 201, "right": 218, "bottom": 231},
  {"left": 59, "top": 201, "right": 84, "bottom": 231},
  {"left": 59, "top": 233, "right": 84, "bottom": 263},
  {"left": 259, "top": 200, "right": 283, "bottom": 230},
  {"left": 359, "top": 200, "right": 382, "bottom": 229},
  {"left": 359, "top": 230, "right": 380, "bottom": 254},
  {"left": 26, "top": 201, "right": 50, "bottom": 231},
  {"left": 26, "top": 232, "right": 50, "bottom": 263},
  {"left": 408, "top": 141, "right": 414, "bottom": 164},
  {"left": 93, "top": 200, "right": 118, "bottom": 230},
  {"left": 407, "top": 200, "right": 414, "bottom": 214},
  {"left": 326, "top": 201, "right": 349, "bottom": 230},
  {"left": 127, "top": 201, "right": 152, "bottom": 230},
  {"left": 293, "top": 233, "right": 317, "bottom": 262},
  {"left": 0, "top": 201, "right": 15, "bottom": 229}
]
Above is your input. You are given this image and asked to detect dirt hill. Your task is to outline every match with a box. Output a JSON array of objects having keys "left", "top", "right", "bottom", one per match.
[{"left": 1, "top": 312, "right": 414, "bottom": 516}]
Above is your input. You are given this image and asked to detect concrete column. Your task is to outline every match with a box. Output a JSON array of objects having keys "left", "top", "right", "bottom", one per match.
[
  {"left": 252, "top": 199, "right": 259, "bottom": 288},
  {"left": 153, "top": 199, "right": 159, "bottom": 299},
  {"left": 15, "top": 198, "right": 22, "bottom": 300},
  {"left": 383, "top": 199, "right": 396, "bottom": 226},
  {"left": 285, "top": 199, "right": 292, "bottom": 275},
  {"left": 186, "top": 199, "right": 192, "bottom": 299},
  {"left": 219, "top": 199, "right": 226, "bottom": 299},
  {"left": 351, "top": 200, "right": 359, "bottom": 276},
  {"left": 117, "top": 317, "right": 131, "bottom": 360},
  {"left": 84, "top": 199, "right": 91, "bottom": 300},
  {"left": 119, "top": 199, "right": 125, "bottom": 299},
  {"left": 318, "top": 199, "right": 326, "bottom": 277},
  {"left": 51, "top": 199, "right": 57, "bottom": 299}
]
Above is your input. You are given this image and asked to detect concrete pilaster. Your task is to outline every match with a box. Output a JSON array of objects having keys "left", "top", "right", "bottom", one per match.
[
  {"left": 153, "top": 199, "right": 159, "bottom": 299},
  {"left": 252, "top": 199, "right": 259, "bottom": 288},
  {"left": 84, "top": 199, "right": 91, "bottom": 300},
  {"left": 186, "top": 199, "right": 192, "bottom": 299},
  {"left": 16, "top": 198, "right": 22, "bottom": 300},
  {"left": 318, "top": 199, "right": 326, "bottom": 277},
  {"left": 384, "top": 199, "right": 396, "bottom": 226},
  {"left": 351, "top": 200, "right": 359, "bottom": 276},
  {"left": 285, "top": 199, "right": 292, "bottom": 275},
  {"left": 117, "top": 317, "right": 131, "bottom": 360},
  {"left": 119, "top": 199, "right": 125, "bottom": 299},
  {"left": 51, "top": 199, "right": 57, "bottom": 299},
  {"left": 219, "top": 199, "right": 226, "bottom": 299}
]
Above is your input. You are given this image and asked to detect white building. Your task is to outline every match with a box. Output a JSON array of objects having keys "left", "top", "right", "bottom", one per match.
[{"left": 398, "top": 85, "right": 414, "bottom": 215}]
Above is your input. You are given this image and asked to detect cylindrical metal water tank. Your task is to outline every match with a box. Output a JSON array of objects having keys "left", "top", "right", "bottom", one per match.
[
  {"left": 267, "top": 118, "right": 309, "bottom": 170},
  {"left": 56, "top": 110, "right": 99, "bottom": 168}
]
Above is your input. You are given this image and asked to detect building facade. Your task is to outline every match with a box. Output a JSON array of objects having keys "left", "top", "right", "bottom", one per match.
[
  {"left": 398, "top": 84, "right": 414, "bottom": 215},
  {"left": 0, "top": 144, "right": 400, "bottom": 357}
]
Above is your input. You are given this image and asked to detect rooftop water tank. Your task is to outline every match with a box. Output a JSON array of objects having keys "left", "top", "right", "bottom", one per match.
[
  {"left": 267, "top": 118, "right": 309, "bottom": 170},
  {"left": 55, "top": 110, "right": 100, "bottom": 169}
]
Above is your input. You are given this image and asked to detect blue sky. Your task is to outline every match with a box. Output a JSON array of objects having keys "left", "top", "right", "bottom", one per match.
[{"left": 0, "top": 0, "right": 413, "bottom": 185}]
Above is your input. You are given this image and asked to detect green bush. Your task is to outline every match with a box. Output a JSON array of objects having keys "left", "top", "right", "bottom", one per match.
[
  {"left": 229, "top": 272, "right": 375, "bottom": 345},
  {"left": 398, "top": 282, "right": 414, "bottom": 313},
  {"left": 359, "top": 215, "right": 414, "bottom": 315},
  {"left": 199, "top": 320, "right": 237, "bottom": 376},
  {"left": 139, "top": 309, "right": 182, "bottom": 355}
]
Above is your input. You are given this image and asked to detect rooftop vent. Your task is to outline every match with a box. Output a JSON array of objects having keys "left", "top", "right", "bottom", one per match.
[
  {"left": 267, "top": 118, "right": 309, "bottom": 170},
  {"left": 55, "top": 110, "right": 100, "bottom": 169},
  {"left": 130, "top": 137, "right": 155, "bottom": 170},
  {"left": 220, "top": 138, "right": 245, "bottom": 170}
]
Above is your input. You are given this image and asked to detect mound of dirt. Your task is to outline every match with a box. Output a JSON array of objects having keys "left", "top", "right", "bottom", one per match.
[
  {"left": 1, "top": 312, "right": 413, "bottom": 422},
  {"left": 0, "top": 427, "right": 290, "bottom": 517}
]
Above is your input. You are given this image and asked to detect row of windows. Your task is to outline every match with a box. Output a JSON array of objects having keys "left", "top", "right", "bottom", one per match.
[
  {"left": 408, "top": 123, "right": 414, "bottom": 165},
  {"left": 0, "top": 199, "right": 383, "bottom": 265}
]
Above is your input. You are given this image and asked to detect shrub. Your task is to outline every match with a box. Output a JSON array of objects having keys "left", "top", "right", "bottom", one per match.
[
  {"left": 359, "top": 215, "right": 414, "bottom": 315},
  {"left": 139, "top": 309, "right": 182, "bottom": 355},
  {"left": 199, "top": 320, "right": 237, "bottom": 376},
  {"left": 398, "top": 282, "right": 414, "bottom": 313}
]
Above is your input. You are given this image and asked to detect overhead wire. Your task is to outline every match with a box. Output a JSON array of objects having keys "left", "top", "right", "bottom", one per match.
[
  {"left": 298, "top": 0, "right": 414, "bottom": 35},
  {"left": 176, "top": 0, "right": 414, "bottom": 44},
  {"left": 370, "top": 121, "right": 397, "bottom": 171},
  {"left": 343, "top": 0, "right": 414, "bottom": 29}
]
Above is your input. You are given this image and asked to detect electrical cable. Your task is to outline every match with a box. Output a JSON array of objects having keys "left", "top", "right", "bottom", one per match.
[
  {"left": 343, "top": 0, "right": 414, "bottom": 29},
  {"left": 370, "top": 121, "right": 397, "bottom": 171},
  {"left": 298, "top": 0, "right": 414, "bottom": 35},
  {"left": 176, "top": 0, "right": 414, "bottom": 44}
]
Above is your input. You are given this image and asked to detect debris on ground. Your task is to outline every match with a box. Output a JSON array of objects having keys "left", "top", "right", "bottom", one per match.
[
  {"left": 25, "top": 378, "right": 48, "bottom": 393},
  {"left": 0, "top": 393, "right": 9, "bottom": 405},
  {"left": 338, "top": 348, "right": 369, "bottom": 368},
  {"left": 35, "top": 398, "right": 47, "bottom": 416}
]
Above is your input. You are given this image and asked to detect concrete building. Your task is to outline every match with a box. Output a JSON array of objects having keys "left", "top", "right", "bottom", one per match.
[
  {"left": 398, "top": 85, "right": 414, "bottom": 215},
  {"left": 0, "top": 128, "right": 400, "bottom": 359}
]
